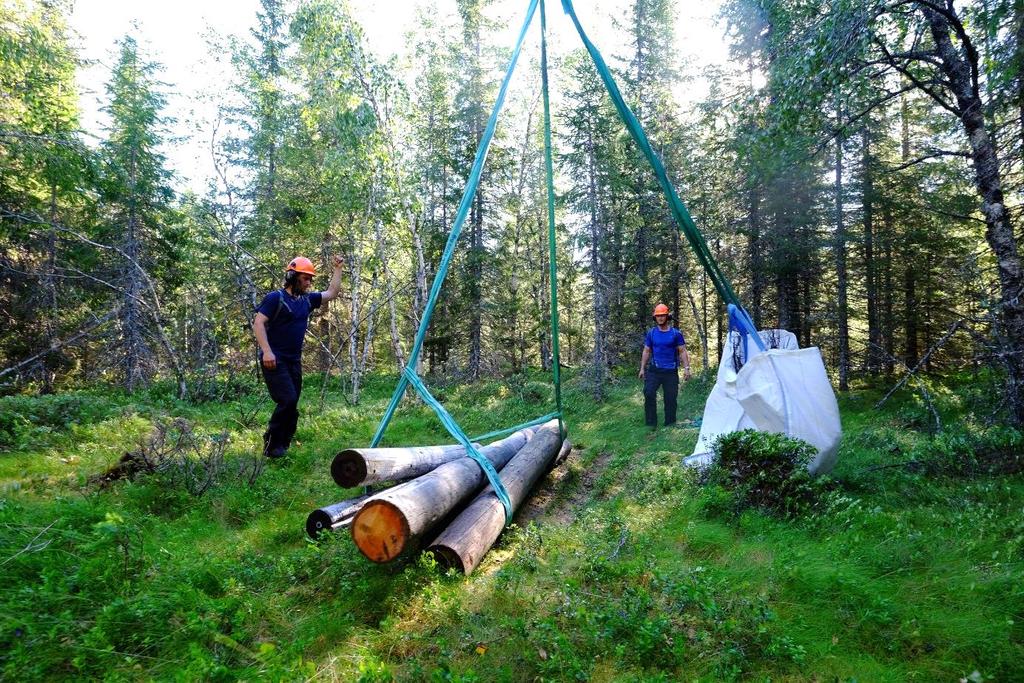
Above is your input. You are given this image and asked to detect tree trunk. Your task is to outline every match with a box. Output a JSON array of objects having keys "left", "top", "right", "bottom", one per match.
[
  {"left": 926, "top": 7, "right": 1024, "bottom": 423},
  {"left": 835, "top": 111, "right": 849, "bottom": 391},
  {"left": 636, "top": 212, "right": 650, "bottom": 330},
  {"left": 862, "top": 127, "right": 880, "bottom": 373},
  {"left": 538, "top": 210, "right": 551, "bottom": 371},
  {"left": 774, "top": 207, "right": 799, "bottom": 332},
  {"left": 320, "top": 238, "right": 333, "bottom": 373},
  {"left": 586, "top": 127, "right": 606, "bottom": 400},
  {"left": 410, "top": 213, "right": 427, "bottom": 375},
  {"left": 671, "top": 228, "right": 682, "bottom": 321},
  {"left": 798, "top": 266, "right": 806, "bottom": 348},
  {"left": 373, "top": 218, "right": 405, "bottom": 372},
  {"left": 882, "top": 205, "right": 895, "bottom": 375},
  {"left": 610, "top": 201, "right": 625, "bottom": 363},
  {"left": 1018, "top": 0, "right": 1024, "bottom": 169},
  {"left": 683, "top": 276, "right": 708, "bottom": 372},
  {"left": 42, "top": 181, "right": 59, "bottom": 393},
  {"left": 359, "top": 269, "right": 379, "bottom": 379},
  {"left": 331, "top": 443, "right": 481, "bottom": 488},
  {"left": 348, "top": 243, "right": 362, "bottom": 404},
  {"left": 466, "top": 20, "right": 485, "bottom": 380},
  {"left": 468, "top": 189, "right": 483, "bottom": 379},
  {"left": 923, "top": 253, "right": 935, "bottom": 372},
  {"left": 715, "top": 238, "right": 723, "bottom": 362},
  {"left": 701, "top": 267, "right": 710, "bottom": 368},
  {"left": 905, "top": 265, "right": 918, "bottom": 366},
  {"left": 124, "top": 147, "right": 146, "bottom": 392},
  {"left": 748, "top": 183, "right": 763, "bottom": 328}
]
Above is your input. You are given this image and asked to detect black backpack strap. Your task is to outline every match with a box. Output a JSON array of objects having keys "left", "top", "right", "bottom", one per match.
[{"left": 261, "top": 289, "right": 290, "bottom": 327}]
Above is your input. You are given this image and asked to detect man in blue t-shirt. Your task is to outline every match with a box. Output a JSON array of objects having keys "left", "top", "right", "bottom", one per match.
[
  {"left": 253, "top": 255, "right": 343, "bottom": 458},
  {"left": 639, "top": 303, "right": 692, "bottom": 427}
]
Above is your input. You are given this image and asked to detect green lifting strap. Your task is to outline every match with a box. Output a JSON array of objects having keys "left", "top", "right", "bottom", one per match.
[
  {"left": 559, "top": 0, "right": 743, "bottom": 312},
  {"left": 540, "top": 0, "right": 565, "bottom": 439},
  {"left": 368, "top": 0, "right": 547, "bottom": 528},
  {"left": 468, "top": 0, "right": 564, "bottom": 449},
  {"left": 471, "top": 411, "right": 561, "bottom": 443}
]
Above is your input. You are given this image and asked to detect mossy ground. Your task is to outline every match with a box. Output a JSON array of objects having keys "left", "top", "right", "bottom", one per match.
[{"left": 1, "top": 369, "right": 1021, "bottom": 680}]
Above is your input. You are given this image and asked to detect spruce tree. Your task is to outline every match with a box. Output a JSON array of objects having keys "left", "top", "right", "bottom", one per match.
[{"left": 100, "top": 36, "right": 182, "bottom": 393}]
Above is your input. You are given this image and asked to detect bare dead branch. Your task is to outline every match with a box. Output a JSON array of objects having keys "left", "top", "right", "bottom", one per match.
[
  {"left": 873, "top": 36, "right": 961, "bottom": 116},
  {"left": 883, "top": 149, "right": 971, "bottom": 173},
  {"left": 0, "top": 309, "right": 120, "bottom": 381},
  {"left": 875, "top": 319, "right": 965, "bottom": 411}
]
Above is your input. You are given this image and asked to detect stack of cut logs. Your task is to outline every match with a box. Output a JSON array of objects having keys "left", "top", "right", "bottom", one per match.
[{"left": 306, "top": 419, "right": 569, "bottom": 574}]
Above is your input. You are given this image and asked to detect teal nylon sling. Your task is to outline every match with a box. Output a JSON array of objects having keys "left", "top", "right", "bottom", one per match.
[
  {"left": 368, "top": 0, "right": 553, "bottom": 526},
  {"left": 559, "top": 0, "right": 764, "bottom": 350},
  {"left": 368, "top": 0, "right": 766, "bottom": 528}
]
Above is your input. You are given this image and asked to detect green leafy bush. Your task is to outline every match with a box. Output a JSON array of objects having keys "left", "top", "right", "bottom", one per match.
[
  {"left": 914, "top": 426, "right": 1024, "bottom": 477},
  {"left": 703, "top": 430, "right": 826, "bottom": 518},
  {"left": 0, "top": 393, "right": 113, "bottom": 451}
]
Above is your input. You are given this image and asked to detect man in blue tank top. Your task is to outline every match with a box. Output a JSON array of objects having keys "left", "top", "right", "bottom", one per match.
[
  {"left": 639, "top": 303, "right": 691, "bottom": 427},
  {"left": 253, "top": 255, "right": 343, "bottom": 458}
]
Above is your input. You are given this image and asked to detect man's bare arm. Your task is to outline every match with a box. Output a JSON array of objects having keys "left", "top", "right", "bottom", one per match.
[
  {"left": 253, "top": 312, "right": 276, "bottom": 369},
  {"left": 678, "top": 344, "right": 691, "bottom": 379},
  {"left": 639, "top": 346, "right": 651, "bottom": 378},
  {"left": 321, "top": 255, "right": 344, "bottom": 302}
]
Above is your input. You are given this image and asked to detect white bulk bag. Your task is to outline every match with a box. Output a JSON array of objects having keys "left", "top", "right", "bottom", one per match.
[{"left": 685, "top": 329, "right": 841, "bottom": 476}]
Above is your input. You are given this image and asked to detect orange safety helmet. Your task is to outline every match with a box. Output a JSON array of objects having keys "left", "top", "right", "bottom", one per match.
[
  {"left": 285, "top": 256, "right": 316, "bottom": 276},
  {"left": 652, "top": 303, "right": 670, "bottom": 318}
]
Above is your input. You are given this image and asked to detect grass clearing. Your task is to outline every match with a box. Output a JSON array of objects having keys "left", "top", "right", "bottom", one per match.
[{"left": 1, "top": 369, "right": 1021, "bottom": 680}]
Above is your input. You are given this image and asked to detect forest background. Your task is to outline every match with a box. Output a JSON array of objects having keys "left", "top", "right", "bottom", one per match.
[{"left": 4, "top": 0, "right": 1024, "bottom": 416}]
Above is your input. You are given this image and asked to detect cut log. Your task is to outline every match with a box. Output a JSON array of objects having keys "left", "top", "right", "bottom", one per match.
[
  {"left": 428, "top": 420, "right": 564, "bottom": 574},
  {"left": 331, "top": 443, "right": 480, "bottom": 488},
  {"left": 549, "top": 438, "right": 573, "bottom": 472},
  {"left": 350, "top": 427, "right": 535, "bottom": 563},
  {"left": 305, "top": 494, "right": 371, "bottom": 539}
]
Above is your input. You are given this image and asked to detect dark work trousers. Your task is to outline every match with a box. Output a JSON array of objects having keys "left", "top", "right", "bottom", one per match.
[
  {"left": 261, "top": 357, "right": 303, "bottom": 452},
  {"left": 644, "top": 366, "right": 679, "bottom": 426}
]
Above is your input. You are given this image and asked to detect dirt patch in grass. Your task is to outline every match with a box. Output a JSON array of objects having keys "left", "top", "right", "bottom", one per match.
[{"left": 517, "top": 448, "right": 614, "bottom": 526}]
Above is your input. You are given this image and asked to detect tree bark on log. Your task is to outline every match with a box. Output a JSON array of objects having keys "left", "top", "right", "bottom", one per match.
[
  {"left": 349, "top": 427, "right": 536, "bottom": 563},
  {"left": 428, "top": 420, "right": 564, "bottom": 574},
  {"left": 548, "top": 438, "right": 573, "bottom": 472},
  {"left": 331, "top": 443, "right": 481, "bottom": 488},
  {"left": 306, "top": 494, "right": 371, "bottom": 539}
]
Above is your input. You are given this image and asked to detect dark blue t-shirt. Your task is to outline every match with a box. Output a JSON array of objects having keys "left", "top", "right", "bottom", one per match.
[
  {"left": 257, "top": 289, "right": 323, "bottom": 361},
  {"left": 644, "top": 326, "right": 686, "bottom": 370}
]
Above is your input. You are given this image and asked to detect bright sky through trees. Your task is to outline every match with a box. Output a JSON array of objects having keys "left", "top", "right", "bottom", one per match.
[{"left": 70, "top": 0, "right": 728, "bottom": 191}]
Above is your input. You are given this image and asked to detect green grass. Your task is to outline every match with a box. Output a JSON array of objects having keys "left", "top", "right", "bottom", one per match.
[{"left": 1, "top": 369, "right": 1022, "bottom": 680}]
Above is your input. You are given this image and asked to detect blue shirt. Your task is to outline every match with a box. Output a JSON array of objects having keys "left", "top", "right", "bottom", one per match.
[
  {"left": 644, "top": 327, "right": 686, "bottom": 370},
  {"left": 257, "top": 289, "right": 323, "bottom": 361}
]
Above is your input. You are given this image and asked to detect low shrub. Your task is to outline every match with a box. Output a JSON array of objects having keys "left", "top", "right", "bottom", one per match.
[
  {"left": 914, "top": 426, "right": 1024, "bottom": 477},
  {"left": 0, "top": 392, "right": 114, "bottom": 451},
  {"left": 703, "top": 430, "right": 827, "bottom": 518}
]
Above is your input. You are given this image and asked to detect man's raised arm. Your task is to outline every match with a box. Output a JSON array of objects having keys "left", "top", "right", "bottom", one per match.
[{"left": 321, "top": 255, "right": 344, "bottom": 302}]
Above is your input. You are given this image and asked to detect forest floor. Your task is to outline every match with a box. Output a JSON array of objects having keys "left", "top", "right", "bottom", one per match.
[{"left": 1, "top": 367, "right": 1022, "bottom": 681}]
